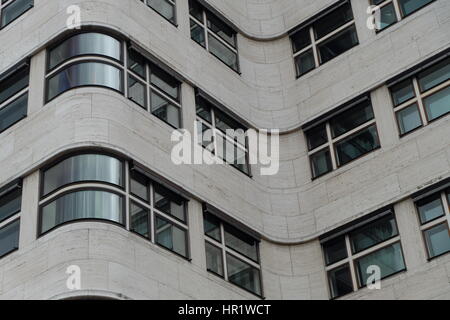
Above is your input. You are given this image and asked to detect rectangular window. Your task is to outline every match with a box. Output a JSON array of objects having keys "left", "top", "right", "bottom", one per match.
[
  {"left": 188, "top": 0, "right": 239, "bottom": 72},
  {"left": 321, "top": 210, "right": 405, "bottom": 299},
  {"left": 290, "top": 1, "right": 358, "bottom": 77},
  {"left": 0, "top": 63, "right": 29, "bottom": 134},
  {"left": 126, "top": 48, "right": 182, "bottom": 128},
  {"left": 305, "top": 97, "right": 380, "bottom": 179},
  {"left": 196, "top": 95, "right": 251, "bottom": 175},
  {"left": 129, "top": 170, "right": 189, "bottom": 258},
  {"left": 203, "top": 211, "right": 262, "bottom": 297},
  {"left": 415, "top": 189, "right": 450, "bottom": 259},
  {"left": 369, "top": 0, "right": 436, "bottom": 32},
  {"left": 389, "top": 57, "right": 449, "bottom": 135},
  {"left": 0, "top": 180, "right": 21, "bottom": 259},
  {"left": 140, "top": 0, "right": 176, "bottom": 25},
  {"left": 0, "top": 0, "right": 33, "bottom": 29}
]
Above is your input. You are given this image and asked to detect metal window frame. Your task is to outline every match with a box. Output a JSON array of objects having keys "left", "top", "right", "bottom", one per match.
[
  {"left": 140, "top": 0, "right": 178, "bottom": 26},
  {"left": 0, "top": 0, "right": 34, "bottom": 30}
]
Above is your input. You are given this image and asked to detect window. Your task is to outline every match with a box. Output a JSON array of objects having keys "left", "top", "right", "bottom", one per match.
[
  {"left": 129, "top": 170, "right": 189, "bottom": 258},
  {"left": 305, "top": 97, "right": 380, "bottom": 179},
  {"left": 369, "top": 0, "right": 436, "bottom": 32},
  {"left": 0, "top": 0, "right": 33, "bottom": 29},
  {"left": 321, "top": 210, "right": 406, "bottom": 299},
  {"left": 196, "top": 95, "right": 250, "bottom": 175},
  {"left": 45, "top": 32, "right": 183, "bottom": 128},
  {"left": 140, "top": 0, "right": 176, "bottom": 24},
  {"left": 0, "top": 180, "right": 21, "bottom": 259},
  {"left": 415, "top": 189, "right": 450, "bottom": 259},
  {"left": 0, "top": 62, "right": 29, "bottom": 134},
  {"left": 203, "top": 211, "right": 262, "bottom": 297},
  {"left": 126, "top": 48, "right": 182, "bottom": 128},
  {"left": 189, "top": 0, "right": 239, "bottom": 72},
  {"left": 290, "top": 1, "right": 358, "bottom": 77},
  {"left": 389, "top": 57, "right": 449, "bottom": 135}
]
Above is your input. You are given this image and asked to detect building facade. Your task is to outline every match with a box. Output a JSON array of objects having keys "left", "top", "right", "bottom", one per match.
[{"left": 0, "top": 0, "right": 449, "bottom": 300}]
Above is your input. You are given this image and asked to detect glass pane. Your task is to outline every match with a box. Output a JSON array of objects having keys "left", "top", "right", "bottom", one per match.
[
  {"left": 46, "top": 62, "right": 123, "bottom": 101},
  {"left": 318, "top": 25, "right": 358, "bottom": 64},
  {"left": 0, "top": 66, "right": 29, "bottom": 105},
  {"left": 188, "top": 0, "right": 203, "bottom": 22},
  {"left": 155, "top": 216, "right": 187, "bottom": 257},
  {"left": 207, "top": 34, "right": 239, "bottom": 71},
  {"left": 424, "top": 223, "right": 450, "bottom": 258},
  {"left": 197, "top": 120, "right": 214, "bottom": 151},
  {"left": 310, "top": 148, "right": 332, "bottom": 178},
  {"left": 390, "top": 79, "right": 415, "bottom": 106},
  {"left": 232, "top": 147, "right": 249, "bottom": 175},
  {"left": 417, "top": 58, "right": 449, "bottom": 92},
  {"left": 0, "top": 220, "right": 19, "bottom": 257},
  {"left": 322, "top": 236, "right": 347, "bottom": 265},
  {"left": 0, "top": 93, "right": 27, "bottom": 133},
  {"left": 328, "top": 264, "right": 353, "bottom": 299},
  {"left": 313, "top": 2, "right": 354, "bottom": 40},
  {"left": 40, "top": 190, "right": 123, "bottom": 234},
  {"left": 43, "top": 154, "right": 123, "bottom": 196},
  {"left": 127, "top": 49, "right": 146, "bottom": 79},
  {"left": 206, "top": 242, "right": 224, "bottom": 276},
  {"left": 306, "top": 123, "right": 328, "bottom": 151},
  {"left": 48, "top": 33, "right": 122, "bottom": 70},
  {"left": 224, "top": 224, "right": 258, "bottom": 262},
  {"left": 226, "top": 254, "right": 261, "bottom": 296},
  {"left": 396, "top": 103, "right": 422, "bottom": 135},
  {"left": 295, "top": 49, "right": 316, "bottom": 77},
  {"left": 150, "top": 63, "right": 180, "bottom": 100},
  {"left": 130, "top": 170, "right": 150, "bottom": 201},
  {"left": 416, "top": 193, "right": 445, "bottom": 224},
  {"left": 130, "top": 202, "right": 149, "bottom": 238},
  {"left": 128, "top": 75, "right": 146, "bottom": 108},
  {"left": 376, "top": 3, "right": 398, "bottom": 31},
  {"left": 215, "top": 133, "right": 249, "bottom": 174},
  {"left": 196, "top": 96, "right": 212, "bottom": 123},
  {"left": 203, "top": 213, "right": 221, "bottom": 241},
  {"left": 291, "top": 28, "right": 311, "bottom": 53},
  {"left": 150, "top": 91, "right": 181, "bottom": 128},
  {"left": 423, "top": 86, "right": 450, "bottom": 121},
  {"left": 335, "top": 125, "right": 380, "bottom": 166},
  {"left": 207, "top": 12, "right": 236, "bottom": 48},
  {"left": 399, "top": 0, "right": 434, "bottom": 17},
  {"left": 356, "top": 243, "right": 405, "bottom": 286},
  {"left": 215, "top": 108, "right": 245, "bottom": 136},
  {"left": 0, "top": 187, "right": 21, "bottom": 223},
  {"left": 147, "top": 0, "right": 175, "bottom": 23},
  {"left": 330, "top": 100, "right": 374, "bottom": 138},
  {"left": 190, "top": 19, "right": 206, "bottom": 47},
  {"left": 1, "top": 0, "right": 33, "bottom": 27},
  {"left": 154, "top": 183, "right": 186, "bottom": 222},
  {"left": 350, "top": 214, "right": 399, "bottom": 254}
]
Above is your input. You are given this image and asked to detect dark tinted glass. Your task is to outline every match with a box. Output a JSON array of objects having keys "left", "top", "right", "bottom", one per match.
[
  {"left": 318, "top": 25, "right": 358, "bottom": 64},
  {"left": 0, "top": 93, "right": 27, "bottom": 133},
  {"left": 0, "top": 187, "right": 21, "bottom": 223},
  {"left": 399, "top": 0, "right": 434, "bottom": 17},
  {"left": 206, "top": 241, "right": 224, "bottom": 276},
  {"left": 196, "top": 97, "right": 212, "bottom": 123},
  {"left": 40, "top": 190, "right": 123, "bottom": 234},
  {"left": 215, "top": 108, "right": 245, "bottom": 134},
  {"left": 150, "top": 91, "right": 181, "bottom": 128},
  {"left": 203, "top": 213, "right": 221, "bottom": 241},
  {"left": 147, "top": 0, "right": 175, "bottom": 23},
  {"left": 208, "top": 34, "right": 239, "bottom": 71},
  {"left": 130, "top": 201, "right": 149, "bottom": 238},
  {"left": 424, "top": 223, "right": 450, "bottom": 258},
  {"left": 224, "top": 224, "right": 258, "bottom": 262},
  {"left": 128, "top": 75, "right": 146, "bottom": 108},
  {"left": 417, "top": 57, "right": 449, "bottom": 92},
  {"left": 207, "top": 12, "right": 236, "bottom": 48},
  {"left": 396, "top": 103, "right": 422, "bottom": 134},
  {"left": 226, "top": 254, "right": 261, "bottom": 296},
  {"left": 328, "top": 264, "right": 353, "bottom": 299},
  {"left": 127, "top": 49, "right": 146, "bottom": 79},
  {"left": 0, "top": 219, "right": 19, "bottom": 257},
  {"left": 155, "top": 216, "right": 187, "bottom": 257},
  {"left": 331, "top": 101, "right": 374, "bottom": 138},
  {"left": 390, "top": 79, "right": 415, "bottom": 106},
  {"left": 1, "top": 0, "right": 33, "bottom": 28},
  {"left": 323, "top": 236, "right": 347, "bottom": 265},
  {"left": 306, "top": 123, "right": 327, "bottom": 151},
  {"left": 311, "top": 148, "right": 332, "bottom": 178},
  {"left": 48, "top": 33, "right": 122, "bottom": 70},
  {"left": 335, "top": 125, "right": 380, "bottom": 166},
  {"left": 130, "top": 170, "right": 150, "bottom": 201},
  {"left": 0, "top": 66, "right": 29, "bottom": 105},
  {"left": 376, "top": 3, "right": 398, "bottom": 31},
  {"left": 190, "top": 20, "right": 206, "bottom": 47},
  {"left": 46, "top": 62, "right": 122, "bottom": 101},
  {"left": 313, "top": 2, "right": 353, "bottom": 39},
  {"left": 350, "top": 214, "right": 398, "bottom": 253},
  {"left": 154, "top": 183, "right": 186, "bottom": 222},
  {"left": 150, "top": 63, "right": 180, "bottom": 100},
  {"left": 423, "top": 86, "right": 450, "bottom": 121},
  {"left": 291, "top": 28, "right": 311, "bottom": 53},
  {"left": 295, "top": 49, "right": 316, "bottom": 76},
  {"left": 189, "top": 0, "right": 203, "bottom": 22},
  {"left": 416, "top": 193, "right": 445, "bottom": 224}
]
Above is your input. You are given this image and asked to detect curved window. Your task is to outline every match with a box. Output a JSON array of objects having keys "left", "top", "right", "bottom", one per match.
[
  {"left": 40, "top": 190, "right": 123, "bottom": 234},
  {"left": 48, "top": 33, "right": 122, "bottom": 70},
  {"left": 46, "top": 62, "right": 122, "bottom": 101},
  {"left": 42, "top": 154, "right": 123, "bottom": 196}
]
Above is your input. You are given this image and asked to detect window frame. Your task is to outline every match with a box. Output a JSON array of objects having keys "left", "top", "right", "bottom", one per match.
[
  {"left": 188, "top": 0, "right": 240, "bottom": 73},
  {"left": 0, "top": 179, "right": 22, "bottom": 260},
  {"left": 203, "top": 212, "right": 263, "bottom": 298},
  {"left": 140, "top": 0, "right": 177, "bottom": 26},
  {"left": 0, "top": 0, "right": 34, "bottom": 30},
  {"left": 305, "top": 97, "right": 381, "bottom": 179},
  {"left": 290, "top": 0, "right": 359, "bottom": 78},
  {"left": 415, "top": 189, "right": 450, "bottom": 260},
  {"left": 389, "top": 58, "right": 450, "bottom": 137},
  {"left": 321, "top": 210, "right": 406, "bottom": 299}
]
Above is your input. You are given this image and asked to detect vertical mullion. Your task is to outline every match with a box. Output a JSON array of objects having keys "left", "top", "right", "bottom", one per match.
[
  {"left": 326, "top": 122, "right": 338, "bottom": 170},
  {"left": 211, "top": 108, "right": 218, "bottom": 155},
  {"left": 150, "top": 183, "right": 156, "bottom": 243},
  {"left": 125, "top": 161, "right": 131, "bottom": 230},
  {"left": 392, "top": 0, "right": 403, "bottom": 21},
  {"left": 413, "top": 77, "right": 428, "bottom": 125},
  {"left": 220, "top": 223, "right": 228, "bottom": 281},
  {"left": 146, "top": 62, "right": 151, "bottom": 113},
  {"left": 203, "top": 11, "right": 209, "bottom": 51},
  {"left": 345, "top": 235, "right": 358, "bottom": 291},
  {"left": 310, "top": 27, "right": 320, "bottom": 67},
  {"left": 123, "top": 41, "right": 128, "bottom": 98},
  {"left": 441, "top": 191, "right": 450, "bottom": 228}
]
